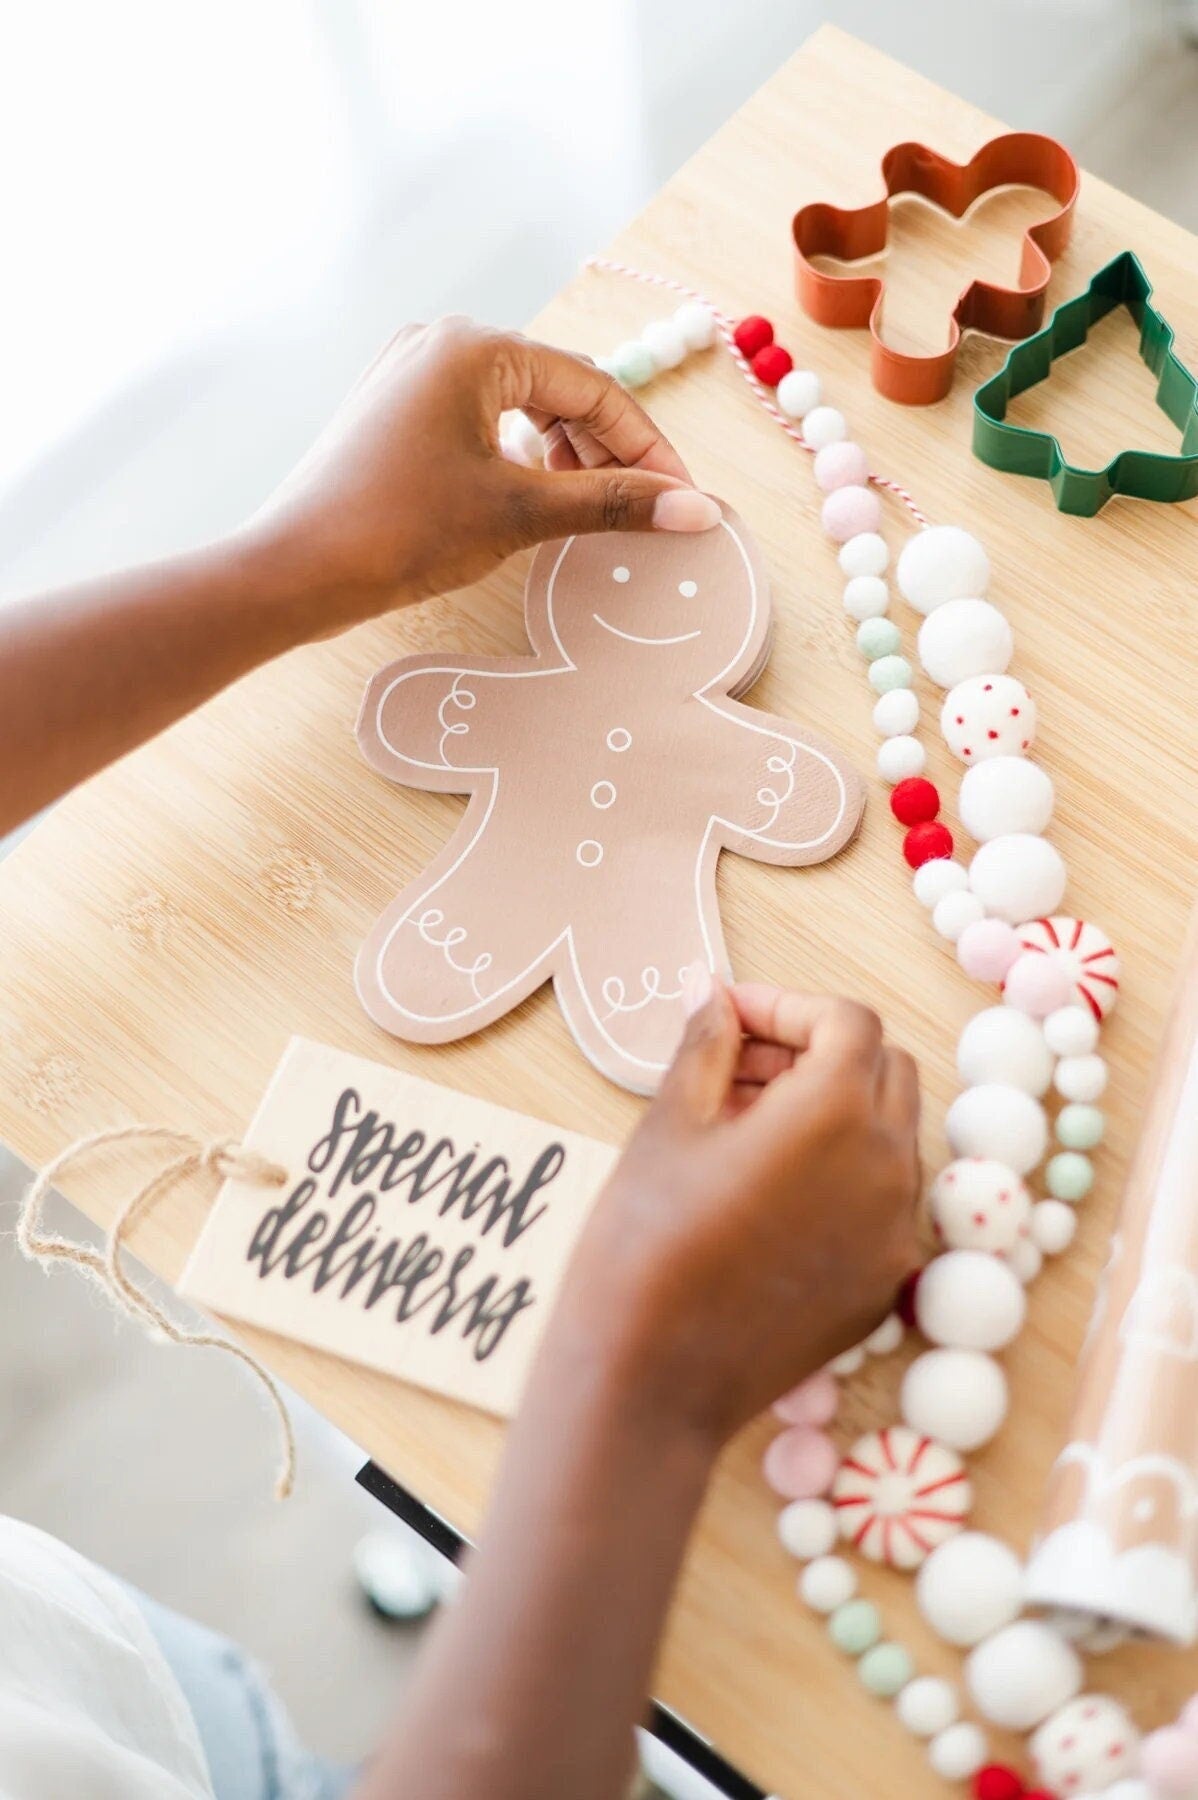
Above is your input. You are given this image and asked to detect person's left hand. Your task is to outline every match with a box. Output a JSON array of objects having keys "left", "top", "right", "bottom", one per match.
[{"left": 247, "top": 317, "right": 721, "bottom": 637}]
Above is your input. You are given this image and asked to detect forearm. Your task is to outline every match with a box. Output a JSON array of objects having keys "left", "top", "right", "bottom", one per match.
[
  {"left": 355, "top": 1296, "right": 717, "bottom": 1800},
  {"left": 0, "top": 528, "right": 341, "bottom": 836}
]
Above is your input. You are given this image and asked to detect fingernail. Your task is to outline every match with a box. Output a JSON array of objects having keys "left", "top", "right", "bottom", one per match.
[
  {"left": 682, "top": 961, "right": 713, "bottom": 1017},
  {"left": 653, "top": 489, "right": 722, "bottom": 532}
]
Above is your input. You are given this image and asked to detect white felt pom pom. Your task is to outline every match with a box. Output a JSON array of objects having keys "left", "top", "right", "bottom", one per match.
[
  {"left": 915, "top": 1250, "right": 1027, "bottom": 1351},
  {"left": 968, "top": 835, "right": 1067, "bottom": 926},
  {"left": 1043, "top": 1005, "right": 1099, "bottom": 1058},
  {"left": 916, "top": 1532, "right": 1024, "bottom": 1647},
  {"left": 672, "top": 301, "right": 718, "bottom": 350},
  {"left": 942, "top": 674, "right": 1036, "bottom": 764},
  {"left": 933, "top": 889, "right": 985, "bottom": 942},
  {"left": 802, "top": 405, "right": 847, "bottom": 450},
  {"left": 1030, "top": 1694, "right": 1141, "bottom": 1796},
  {"left": 1031, "top": 1199, "right": 1077, "bottom": 1255},
  {"left": 844, "top": 575, "right": 890, "bottom": 622},
  {"left": 873, "top": 687, "right": 918, "bottom": 735},
  {"left": 928, "top": 1158, "right": 1032, "bottom": 1254},
  {"left": 897, "top": 526, "right": 990, "bottom": 613},
  {"left": 798, "top": 1554, "right": 856, "bottom": 1613},
  {"left": 1055, "top": 1053, "right": 1108, "bottom": 1102},
  {"left": 957, "top": 1005, "right": 1053, "bottom": 1096},
  {"left": 864, "top": 1313, "right": 904, "bottom": 1355},
  {"left": 901, "top": 1347, "right": 1008, "bottom": 1450},
  {"left": 917, "top": 598, "right": 1013, "bottom": 688},
  {"left": 965, "top": 1620, "right": 1082, "bottom": 1731},
  {"left": 960, "top": 757, "right": 1055, "bottom": 843},
  {"left": 776, "top": 367, "right": 821, "bottom": 418},
  {"left": 945, "top": 1084, "right": 1047, "bottom": 1174},
  {"left": 913, "top": 858, "right": 968, "bottom": 908},
  {"left": 499, "top": 410, "right": 545, "bottom": 465},
  {"left": 828, "top": 1344, "right": 866, "bottom": 1377},
  {"left": 896, "top": 1676, "right": 960, "bottom": 1739},
  {"left": 640, "top": 318, "right": 689, "bottom": 370},
  {"left": 928, "top": 1722, "right": 988, "bottom": 1782},
  {"left": 1009, "top": 1235, "right": 1043, "bottom": 1284},
  {"left": 777, "top": 1498, "right": 838, "bottom": 1560},
  {"left": 839, "top": 532, "right": 889, "bottom": 578},
  {"left": 877, "top": 736, "right": 925, "bottom": 783}
]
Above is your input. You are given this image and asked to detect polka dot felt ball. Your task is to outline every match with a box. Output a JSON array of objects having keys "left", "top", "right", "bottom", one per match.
[
  {"left": 904, "top": 821, "right": 954, "bottom": 868},
  {"left": 752, "top": 342, "right": 793, "bottom": 386},
  {"left": 891, "top": 777, "right": 940, "bottom": 825},
  {"left": 733, "top": 315, "right": 773, "bottom": 359}
]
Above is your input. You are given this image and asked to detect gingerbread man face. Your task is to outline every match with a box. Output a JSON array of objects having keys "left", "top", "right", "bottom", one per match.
[
  {"left": 355, "top": 502, "right": 863, "bottom": 1094},
  {"left": 532, "top": 520, "right": 766, "bottom": 697}
]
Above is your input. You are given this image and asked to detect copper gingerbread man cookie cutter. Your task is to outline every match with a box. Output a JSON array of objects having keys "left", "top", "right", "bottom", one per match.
[{"left": 792, "top": 131, "right": 1080, "bottom": 405}]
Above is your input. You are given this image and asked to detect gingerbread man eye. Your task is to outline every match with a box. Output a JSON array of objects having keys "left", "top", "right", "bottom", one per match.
[
  {"left": 611, "top": 566, "right": 630, "bottom": 583},
  {"left": 678, "top": 580, "right": 697, "bottom": 597}
]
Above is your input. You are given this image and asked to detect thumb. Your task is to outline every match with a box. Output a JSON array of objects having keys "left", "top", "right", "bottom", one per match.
[
  {"left": 656, "top": 969, "right": 741, "bottom": 1126},
  {"left": 511, "top": 465, "right": 723, "bottom": 538}
]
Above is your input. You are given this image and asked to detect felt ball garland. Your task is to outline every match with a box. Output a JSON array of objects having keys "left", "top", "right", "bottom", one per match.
[{"left": 583, "top": 259, "right": 1134, "bottom": 1796}]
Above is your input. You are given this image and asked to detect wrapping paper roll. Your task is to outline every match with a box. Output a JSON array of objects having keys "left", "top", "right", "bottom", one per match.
[{"left": 1027, "top": 903, "right": 1198, "bottom": 1645}]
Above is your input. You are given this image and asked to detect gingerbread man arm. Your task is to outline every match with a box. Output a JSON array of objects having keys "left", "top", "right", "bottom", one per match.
[
  {"left": 357, "top": 654, "right": 559, "bottom": 792},
  {"left": 700, "top": 696, "right": 864, "bottom": 866}
]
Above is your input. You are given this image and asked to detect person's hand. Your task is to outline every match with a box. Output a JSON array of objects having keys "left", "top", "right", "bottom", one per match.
[
  {"left": 559, "top": 976, "right": 921, "bottom": 1448},
  {"left": 246, "top": 317, "right": 720, "bottom": 636}
]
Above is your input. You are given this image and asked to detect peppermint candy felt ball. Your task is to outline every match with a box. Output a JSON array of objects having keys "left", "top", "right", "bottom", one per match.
[
  {"left": 914, "top": 1250, "right": 1026, "bottom": 1352},
  {"left": 831, "top": 1425, "right": 971, "bottom": 1569},
  {"left": 901, "top": 1347, "right": 1008, "bottom": 1451},
  {"left": 1029, "top": 1694, "right": 1141, "bottom": 1796},
  {"left": 959, "top": 756, "right": 1055, "bottom": 842},
  {"left": 915, "top": 1532, "right": 1024, "bottom": 1647},
  {"left": 1014, "top": 917, "right": 1120, "bottom": 1021},
  {"left": 945, "top": 1083, "right": 1048, "bottom": 1175},
  {"left": 942, "top": 674, "right": 1036, "bottom": 764},
  {"left": 957, "top": 1005, "right": 1053, "bottom": 1096},
  {"left": 897, "top": 526, "right": 990, "bottom": 613},
  {"left": 917, "top": 599, "right": 1013, "bottom": 689},
  {"left": 965, "top": 1620, "right": 1083, "bottom": 1731},
  {"left": 928, "top": 1158, "right": 1032, "bottom": 1255},
  {"left": 968, "top": 835, "right": 1067, "bottom": 926}
]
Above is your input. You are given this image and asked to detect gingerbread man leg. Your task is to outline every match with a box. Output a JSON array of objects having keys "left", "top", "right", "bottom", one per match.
[{"left": 356, "top": 807, "right": 562, "bottom": 1042}]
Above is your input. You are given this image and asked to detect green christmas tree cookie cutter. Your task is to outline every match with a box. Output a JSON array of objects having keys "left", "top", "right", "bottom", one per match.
[{"left": 972, "top": 250, "right": 1198, "bottom": 516}]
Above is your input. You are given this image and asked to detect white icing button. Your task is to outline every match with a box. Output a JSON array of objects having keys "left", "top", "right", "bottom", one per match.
[
  {"left": 612, "top": 565, "right": 630, "bottom": 583},
  {"left": 576, "top": 840, "right": 603, "bottom": 867},
  {"left": 606, "top": 728, "right": 632, "bottom": 751},
  {"left": 678, "top": 579, "right": 697, "bottom": 597},
  {"left": 590, "top": 781, "right": 616, "bottom": 809}
]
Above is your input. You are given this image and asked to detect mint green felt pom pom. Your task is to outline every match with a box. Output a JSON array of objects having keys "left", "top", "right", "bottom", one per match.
[
  {"left": 1056, "top": 1103, "right": 1104, "bottom": 1151},
  {"left": 858, "top": 1641, "right": 914, "bottom": 1697},
  {"left": 1047, "top": 1150, "right": 1093, "bottom": 1202},
  {"left": 857, "top": 617, "right": 902, "bottom": 661},
  {"left": 828, "top": 1598, "right": 881, "bottom": 1656},
  {"left": 612, "top": 341, "right": 655, "bottom": 388},
  {"left": 868, "top": 654, "right": 913, "bottom": 694}
]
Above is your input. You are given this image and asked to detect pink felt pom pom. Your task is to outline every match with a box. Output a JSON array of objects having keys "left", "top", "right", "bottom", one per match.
[
  {"left": 821, "top": 483, "right": 882, "bottom": 543},
  {"left": 1180, "top": 1695, "right": 1198, "bottom": 1736},
  {"left": 814, "top": 440, "right": 870, "bottom": 493},
  {"left": 957, "top": 918, "right": 1021, "bottom": 983},
  {"left": 1003, "top": 950, "right": 1073, "bottom": 1018},
  {"left": 762, "top": 1425, "right": 839, "bottom": 1499},
  {"left": 772, "top": 1369, "right": 840, "bottom": 1428},
  {"left": 1141, "top": 1725, "right": 1198, "bottom": 1796}
]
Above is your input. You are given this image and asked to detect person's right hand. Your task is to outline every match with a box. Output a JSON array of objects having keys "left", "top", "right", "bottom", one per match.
[{"left": 557, "top": 976, "right": 921, "bottom": 1449}]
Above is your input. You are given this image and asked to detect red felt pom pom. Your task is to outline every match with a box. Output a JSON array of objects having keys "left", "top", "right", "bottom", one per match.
[
  {"left": 973, "top": 1767, "right": 1025, "bottom": 1800},
  {"left": 890, "top": 776, "right": 940, "bottom": 826},
  {"left": 733, "top": 314, "right": 773, "bottom": 359},
  {"left": 751, "top": 343, "right": 794, "bottom": 387},
  {"left": 903, "top": 820, "right": 954, "bottom": 868},
  {"left": 1022, "top": 1791, "right": 1058, "bottom": 1800},
  {"left": 895, "top": 1267, "right": 923, "bottom": 1328}
]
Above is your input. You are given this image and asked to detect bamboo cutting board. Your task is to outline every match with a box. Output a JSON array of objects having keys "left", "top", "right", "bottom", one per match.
[{"left": 2, "top": 26, "right": 1197, "bottom": 1797}]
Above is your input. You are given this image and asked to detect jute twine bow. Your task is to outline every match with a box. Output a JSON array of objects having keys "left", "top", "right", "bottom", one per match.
[{"left": 17, "top": 1123, "right": 297, "bottom": 1500}]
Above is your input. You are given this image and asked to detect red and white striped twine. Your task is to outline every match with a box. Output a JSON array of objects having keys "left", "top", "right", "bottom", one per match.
[{"left": 584, "top": 255, "right": 931, "bottom": 530}]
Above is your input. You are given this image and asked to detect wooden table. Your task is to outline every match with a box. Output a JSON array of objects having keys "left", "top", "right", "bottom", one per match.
[{"left": 2, "top": 25, "right": 1196, "bottom": 1797}]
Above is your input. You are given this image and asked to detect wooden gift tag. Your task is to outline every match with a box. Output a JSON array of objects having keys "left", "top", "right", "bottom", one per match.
[{"left": 180, "top": 1037, "right": 617, "bottom": 1417}]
